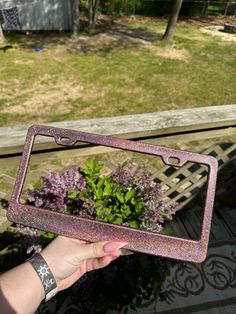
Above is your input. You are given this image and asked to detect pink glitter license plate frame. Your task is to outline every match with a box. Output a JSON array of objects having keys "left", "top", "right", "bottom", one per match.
[{"left": 7, "top": 125, "right": 218, "bottom": 263}]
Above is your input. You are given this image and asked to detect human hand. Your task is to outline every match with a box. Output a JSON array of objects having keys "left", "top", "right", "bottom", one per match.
[{"left": 40, "top": 236, "right": 128, "bottom": 291}]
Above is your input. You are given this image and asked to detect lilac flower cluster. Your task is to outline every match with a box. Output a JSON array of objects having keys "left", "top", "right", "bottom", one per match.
[
  {"left": 112, "top": 162, "right": 138, "bottom": 188},
  {"left": 112, "top": 162, "right": 179, "bottom": 233},
  {"left": 16, "top": 224, "right": 42, "bottom": 255},
  {"left": 26, "top": 167, "right": 87, "bottom": 213},
  {"left": 25, "top": 161, "right": 178, "bottom": 234}
]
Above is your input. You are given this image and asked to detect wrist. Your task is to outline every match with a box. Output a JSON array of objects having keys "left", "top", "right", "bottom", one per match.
[
  {"left": 39, "top": 251, "right": 64, "bottom": 291},
  {"left": 25, "top": 262, "right": 45, "bottom": 302},
  {"left": 28, "top": 253, "right": 58, "bottom": 301}
]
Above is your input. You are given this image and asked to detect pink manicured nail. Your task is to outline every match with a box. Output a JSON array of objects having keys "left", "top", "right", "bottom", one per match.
[
  {"left": 103, "top": 242, "right": 128, "bottom": 253},
  {"left": 120, "top": 249, "right": 134, "bottom": 256}
]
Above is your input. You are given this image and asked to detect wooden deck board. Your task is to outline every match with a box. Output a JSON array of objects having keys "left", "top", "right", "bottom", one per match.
[
  {"left": 1, "top": 105, "right": 236, "bottom": 155},
  {"left": 167, "top": 216, "right": 190, "bottom": 238},
  {"left": 215, "top": 206, "right": 236, "bottom": 237},
  {"left": 209, "top": 212, "right": 234, "bottom": 241}
]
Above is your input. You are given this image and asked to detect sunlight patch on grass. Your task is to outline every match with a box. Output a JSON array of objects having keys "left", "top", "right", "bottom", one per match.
[{"left": 0, "top": 20, "right": 235, "bottom": 126}]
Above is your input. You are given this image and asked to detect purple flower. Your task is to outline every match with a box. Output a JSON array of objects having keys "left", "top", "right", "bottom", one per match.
[
  {"left": 112, "top": 162, "right": 138, "bottom": 188},
  {"left": 16, "top": 224, "right": 42, "bottom": 255},
  {"left": 26, "top": 166, "right": 87, "bottom": 213},
  {"left": 111, "top": 162, "right": 179, "bottom": 232},
  {"left": 25, "top": 161, "right": 179, "bottom": 234}
]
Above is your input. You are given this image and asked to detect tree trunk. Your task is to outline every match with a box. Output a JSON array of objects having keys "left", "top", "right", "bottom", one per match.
[
  {"left": 71, "top": 0, "right": 80, "bottom": 35},
  {"left": 89, "top": 0, "right": 100, "bottom": 29},
  {"left": 162, "top": 0, "right": 183, "bottom": 44},
  {"left": 224, "top": 2, "right": 229, "bottom": 16},
  {"left": 0, "top": 25, "right": 5, "bottom": 43},
  {"left": 132, "top": 0, "right": 136, "bottom": 15},
  {"left": 89, "top": 0, "right": 93, "bottom": 28},
  {"left": 202, "top": 0, "right": 209, "bottom": 17}
]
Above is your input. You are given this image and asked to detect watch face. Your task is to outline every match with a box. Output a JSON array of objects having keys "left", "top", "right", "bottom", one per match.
[{"left": 7, "top": 125, "right": 218, "bottom": 263}]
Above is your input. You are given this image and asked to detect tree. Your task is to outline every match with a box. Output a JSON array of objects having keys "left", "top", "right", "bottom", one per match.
[
  {"left": 0, "top": 25, "right": 5, "bottom": 43},
  {"left": 89, "top": 0, "right": 100, "bottom": 29},
  {"left": 71, "top": 0, "right": 80, "bottom": 35},
  {"left": 202, "top": 0, "right": 209, "bottom": 17},
  {"left": 162, "top": 0, "right": 183, "bottom": 43},
  {"left": 71, "top": 0, "right": 100, "bottom": 33}
]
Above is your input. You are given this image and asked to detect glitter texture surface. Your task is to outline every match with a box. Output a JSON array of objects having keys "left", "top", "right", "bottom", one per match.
[{"left": 7, "top": 125, "right": 218, "bottom": 263}]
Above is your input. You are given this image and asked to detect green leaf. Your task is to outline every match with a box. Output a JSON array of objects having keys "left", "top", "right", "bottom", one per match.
[
  {"left": 83, "top": 160, "right": 103, "bottom": 180},
  {"left": 97, "top": 186, "right": 103, "bottom": 198},
  {"left": 124, "top": 206, "right": 131, "bottom": 216},
  {"left": 113, "top": 217, "right": 123, "bottom": 225},
  {"left": 107, "top": 214, "right": 115, "bottom": 222},
  {"left": 104, "top": 180, "right": 112, "bottom": 195},
  {"left": 116, "top": 192, "right": 124, "bottom": 203},
  {"left": 97, "top": 177, "right": 105, "bottom": 189},
  {"left": 39, "top": 231, "right": 56, "bottom": 246},
  {"left": 129, "top": 220, "right": 139, "bottom": 229},
  {"left": 131, "top": 197, "right": 137, "bottom": 205},
  {"left": 94, "top": 200, "right": 104, "bottom": 207},
  {"left": 67, "top": 188, "right": 78, "bottom": 200},
  {"left": 125, "top": 189, "right": 136, "bottom": 202},
  {"left": 135, "top": 202, "right": 144, "bottom": 214},
  {"left": 96, "top": 208, "right": 103, "bottom": 217},
  {"left": 159, "top": 226, "right": 175, "bottom": 236},
  {"left": 87, "top": 178, "right": 96, "bottom": 189},
  {"left": 113, "top": 205, "right": 119, "bottom": 212}
]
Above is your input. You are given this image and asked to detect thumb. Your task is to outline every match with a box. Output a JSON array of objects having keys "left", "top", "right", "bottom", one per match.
[{"left": 76, "top": 241, "right": 128, "bottom": 261}]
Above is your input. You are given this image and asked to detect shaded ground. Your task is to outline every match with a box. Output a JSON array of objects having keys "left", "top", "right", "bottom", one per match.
[{"left": 68, "top": 24, "right": 190, "bottom": 61}]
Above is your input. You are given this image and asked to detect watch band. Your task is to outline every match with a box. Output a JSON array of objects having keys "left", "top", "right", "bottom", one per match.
[{"left": 28, "top": 253, "right": 58, "bottom": 301}]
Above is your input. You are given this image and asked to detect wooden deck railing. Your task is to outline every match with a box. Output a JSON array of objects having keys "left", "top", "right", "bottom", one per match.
[
  {"left": 1, "top": 104, "right": 236, "bottom": 236},
  {"left": 1, "top": 105, "right": 236, "bottom": 155}
]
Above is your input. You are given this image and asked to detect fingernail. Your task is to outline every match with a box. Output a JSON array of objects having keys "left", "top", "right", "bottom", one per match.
[
  {"left": 103, "top": 242, "right": 128, "bottom": 253},
  {"left": 120, "top": 249, "right": 134, "bottom": 256}
]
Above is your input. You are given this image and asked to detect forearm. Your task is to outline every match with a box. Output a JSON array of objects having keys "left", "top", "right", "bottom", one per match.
[
  {"left": 0, "top": 262, "right": 45, "bottom": 314},
  {"left": 0, "top": 237, "right": 125, "bottom": 313}
]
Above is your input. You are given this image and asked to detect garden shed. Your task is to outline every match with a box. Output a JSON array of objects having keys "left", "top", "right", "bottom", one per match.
[{"left": 0, "top": 0, "right": 72, "bottom": 30}]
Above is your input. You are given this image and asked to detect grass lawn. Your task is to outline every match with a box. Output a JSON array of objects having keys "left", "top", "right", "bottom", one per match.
[{"left": 0, "top": 16, "right": 235, "bottom": 127}]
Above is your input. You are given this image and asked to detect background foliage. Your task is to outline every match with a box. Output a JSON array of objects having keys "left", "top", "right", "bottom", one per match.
[{"left": 98, "top": 0, "right": 232, "bottom": 17}]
